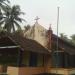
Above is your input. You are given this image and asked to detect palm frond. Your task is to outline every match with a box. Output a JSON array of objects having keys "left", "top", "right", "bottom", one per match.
[
  {"left": 14, "top": 21, "right": 21, "bottom": 30},
  {"left": 0, "top": 0, "right": 10, "bottom": 11},
  {"left": 6, "top": 0, "right": 10, "bottom": 3},
  {"left": 12, "top": 23, "right": 15, "bottom": 32},
  {"left": 14, "top": 17, "right": 26, "bottom": 23},
  {"left": 2, "top": 1, "right": 9, "bottom": 6},
  {"left": 15, "top": 17, "right": 22, "bottom": 23},
  {"left": 3, "top": 23, "right": 12, "bottom": 32},
  {"left": 20, "top": 12, "right": 25, "bottom": 15},
  {"left": 0, "top": 20, "right": 4, "bottom": 25},
  {"left": 1, "top": 0, "right": 10, "bottom": 3},
  {"left": 1, "top": 4, "right": 25, "bottom": 33},
  {"left": 0, "top": 3, "right": 7, "bottom": 11}
]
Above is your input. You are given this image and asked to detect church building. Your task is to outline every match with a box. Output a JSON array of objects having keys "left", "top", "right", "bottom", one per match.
[{"left": 0, "top": 17, "right": 75, "bottom": 75}]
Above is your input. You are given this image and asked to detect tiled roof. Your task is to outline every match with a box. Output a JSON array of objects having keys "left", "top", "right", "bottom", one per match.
[
  {"left": 52, "top": 34, "right": 75, "bottom": 55},
  {"left": 0, "top": 32, "right": 50, "bottom": 54},
  {"left": 10, "top": 33, "right": 50, "bottom": 54}
]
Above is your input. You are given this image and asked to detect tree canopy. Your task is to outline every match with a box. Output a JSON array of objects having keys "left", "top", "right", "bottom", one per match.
[
  {"left": 60, "top": 33, "right": 75, "bottom": 45},
  {"left": 0, "top": 0, "right": 25, "bottom": 33},
  {"left": 0, "top": 0, "right": 10, "bottom": 11}
]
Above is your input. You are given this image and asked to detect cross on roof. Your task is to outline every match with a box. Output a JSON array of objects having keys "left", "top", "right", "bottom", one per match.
[
  {"left": 49, "top": 24, "right": 52, "bottom": 30},
  {"left": 35, "top": 16, "right": 40, "bottom": 23}
]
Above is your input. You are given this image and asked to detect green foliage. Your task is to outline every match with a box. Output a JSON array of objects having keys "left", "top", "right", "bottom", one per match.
[
  {"left": 70, "top": 34, "right": 75, "bottom": 45},
  {"left": 0, "top": 0, "right": 10, "bottom": 11},
  {"left": 60, "top": 33, "right": 68, "bottom": 40},
  {"left": 60, "top": 33, "right": 71, "bottom": 43},
  {"left": 0, "top": 5, "right": 25, "bottom": 33},
  {"left": 0, "top": 0, "right": 26, "bottom": 33},
  {"left": 60, "top": 33, "right": 75, "bottom": 46},
  {"left": 0, "top": 0, "right": 10, "bottom": 32},
  {"left": 24, "top": 24, "right": 31, "bottom": 32}
]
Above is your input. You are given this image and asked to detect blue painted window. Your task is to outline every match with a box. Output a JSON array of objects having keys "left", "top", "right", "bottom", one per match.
[
  {"left": 52, "top": 52, "right": 64, "bottom": 68},
  {"left": 29, "top": 52, "right": 37, "bottom": 67}
]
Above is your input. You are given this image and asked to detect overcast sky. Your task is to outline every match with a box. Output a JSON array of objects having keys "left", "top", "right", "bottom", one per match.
[{"left": 11, "top": 0, "right": 75, "bottom": 37}]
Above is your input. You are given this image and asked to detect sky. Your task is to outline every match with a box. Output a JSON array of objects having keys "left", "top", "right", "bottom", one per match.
[{"left": 11, "top": 0, "right": 75, "bottom": 37}]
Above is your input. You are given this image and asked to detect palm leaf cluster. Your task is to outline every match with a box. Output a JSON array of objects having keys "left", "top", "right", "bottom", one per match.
[
  {"left": 0, "top": 0, "right": 25, "bottom": 33},
  {"left": 0, "top": 0, "right": 10, "bottom": 10},
  {"left": 0, "top": 0, "right": 10, "bottom": 21}
]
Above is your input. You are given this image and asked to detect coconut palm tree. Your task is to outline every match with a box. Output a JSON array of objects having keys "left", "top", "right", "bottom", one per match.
[
  {"left": 0, "top": 0, "right": 10, "bottom": 23},
  {"left": 0, "top": 0, "right": 10, "bottom": 30},
  {"left": 0, "top": 5, "right": 25, "bottom": 33},
  {"left": 0, "top": 0, "right": 10, "bottom": 10}
]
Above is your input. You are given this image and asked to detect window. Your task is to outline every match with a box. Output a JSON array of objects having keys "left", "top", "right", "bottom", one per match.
[
  {"left": 22, "top": 52, "right": 44, "bottom": 67},
  {"left": 29, "top": 52, "right": 37, "bottom": 67},
  {"left": 22, "top": 51, "right": 30, "bottom": 66},
  {"left": 37, "top": 54, "right": 44, "bottom": 67},
  {"left": 52, "top": 52, "right": 64, "bottom": 68},
  {"left": 69, "top": 55, "right": 75, "bottom": 68}
]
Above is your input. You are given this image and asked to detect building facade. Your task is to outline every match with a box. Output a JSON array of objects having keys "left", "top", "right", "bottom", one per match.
[{"left": 0, "top": 21, "right": 75, "bottom": 75}]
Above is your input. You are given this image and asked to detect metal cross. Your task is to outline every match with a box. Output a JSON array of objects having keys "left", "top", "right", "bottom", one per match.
[{"left": 35, "top": 16, "right": 40, "bottom": 23}]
